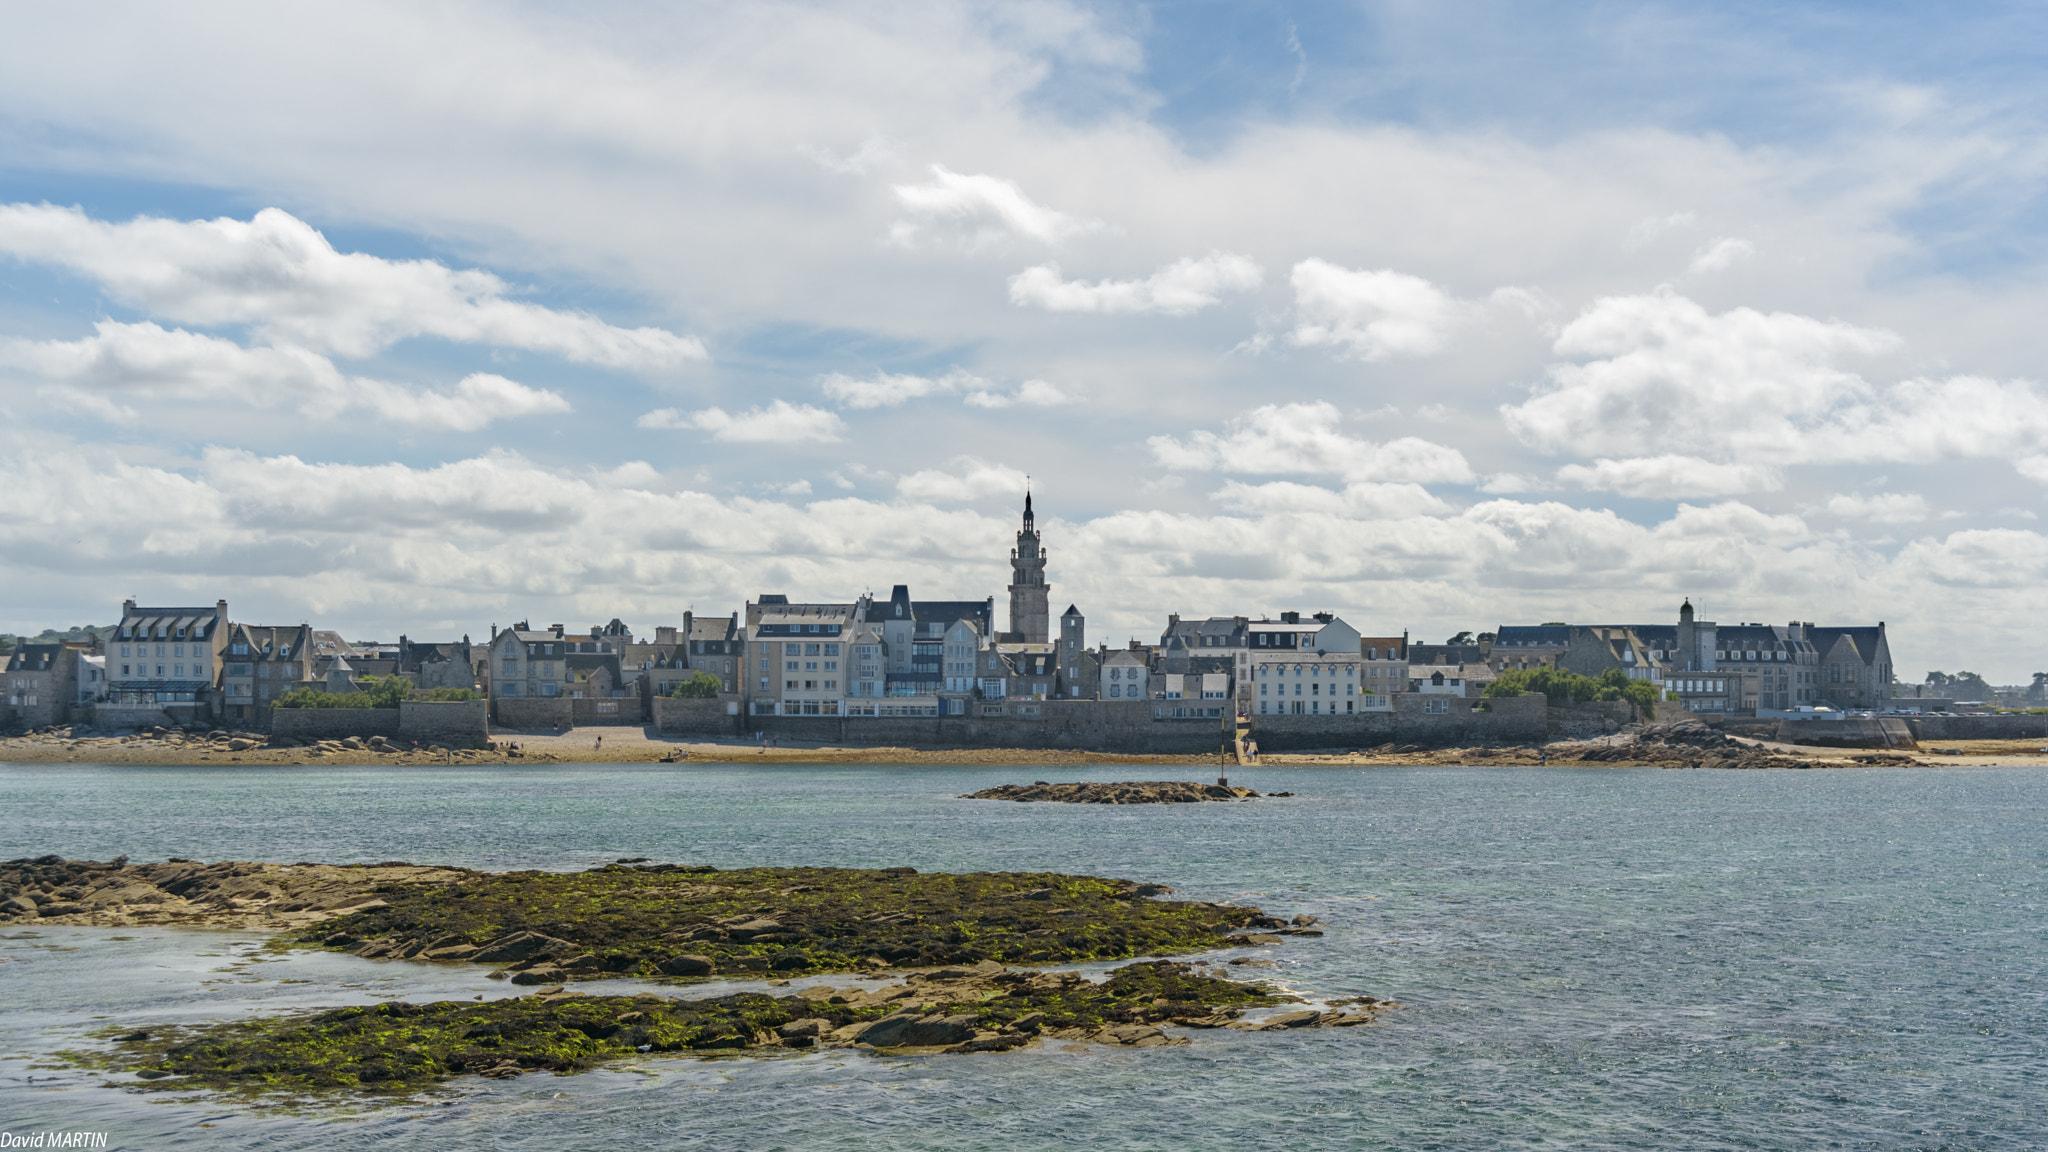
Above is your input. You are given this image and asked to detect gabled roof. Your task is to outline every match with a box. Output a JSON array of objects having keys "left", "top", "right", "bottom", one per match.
[
  {"left": 1809, "top": 626, "right": 1886, "bottom": 664},
  {"left": 227, "top": 624, "right": 311, "bottom": 661}
]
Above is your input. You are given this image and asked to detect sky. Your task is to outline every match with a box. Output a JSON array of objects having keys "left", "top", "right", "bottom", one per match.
[{"left": 1, "top": 0, "right": 2045, "bottom": 681}]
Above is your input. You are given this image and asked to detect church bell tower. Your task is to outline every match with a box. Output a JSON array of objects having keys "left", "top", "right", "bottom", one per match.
[{"left": 1007, "top": 491, "right": 1050, "bottom": 643}]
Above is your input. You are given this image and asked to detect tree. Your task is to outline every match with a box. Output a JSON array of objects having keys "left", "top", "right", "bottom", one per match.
[
  {"left": 1476, "top": 632, "right": 1497, "bottom": 643},
  {"left": 1447, "top": 631, "right": 1474, "bottom": 645},
  {"left": 1485, "top": 667, "right": 1656, "bottom": 708},
  {"left": 669, "top": 672, "right": 723, "bottom": 699}
]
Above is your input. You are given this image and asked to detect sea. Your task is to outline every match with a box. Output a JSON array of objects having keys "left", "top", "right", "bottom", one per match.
[{"left": 0, "top": 761, "right": 2042, "bottom": 1151}]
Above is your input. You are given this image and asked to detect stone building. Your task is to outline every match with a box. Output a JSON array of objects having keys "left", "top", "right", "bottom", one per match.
[
  {"left": 108, "top": 599, "right": 228, "bottom": 723},
  {"left": 1100, "top": 644, "right": 1150, "bottom": 700},
  {"left": 487, "top": 622, "right": 570, "bottom": 700},
  {"left": 1005, "top": 492, "right": 1050, "bottom": 644},
  {"left": 4, "top": 642, "right": 92, "bottom": 728},
  {"left": 1359, "top": 634, "right": 1410, "bottom": 698},
  {"left": 744, "top": 596, "right": 862, "bottom": 718},
  {"left": 219, "top": 623, "right": 314, "bottom": 726},
  {"left": 396, "top": 635, "right": 477, "bottom": 692}
]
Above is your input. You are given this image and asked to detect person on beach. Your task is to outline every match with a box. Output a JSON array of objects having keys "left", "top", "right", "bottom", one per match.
[{"left": 594, "top": 735, "right": 603, "bottom": 752}]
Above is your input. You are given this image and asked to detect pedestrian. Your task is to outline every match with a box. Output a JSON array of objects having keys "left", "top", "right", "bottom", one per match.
[{"left": 594, "top": 735, "right": 603, "bottom": 752}]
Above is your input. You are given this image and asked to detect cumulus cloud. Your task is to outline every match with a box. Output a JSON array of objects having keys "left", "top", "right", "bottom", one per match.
[
  {"left": 640, "top": 400, "right": 845, "bottom": 442},
  {"left": 2020, "top": 456, "right": 2048, "bottom": 485},
  {"left": 818, "top": 369, "right": 1067, "bottom": 410},
  {"left": 1502, "top": 292, "right": 2048, "bottom": 492},
  {"left": 1286, "top": 259, "right": 1532, "bottom": 360},
  {"left": 1007, "top": 252, "right": 1262, "bottom": 315},
  {"left": 0, "top": 205, "right": 707, "bottom": 367},
  {"left": 963, "top": 379, "right": 1068, "bottom": 408},
  {"left": 1688, "top": 236, "right": 1756, "bottom": 274},
  {"left": 1211, "top": 479, "right": 1452, "bottom": 519},
  {"left": 1147, "top": 401, "right": 1475, "bottom": 484},
  {"left": 1556, "top": 455, "right": 1783, "bottom": 498},
  {"left": 888, "top": 165, "right": 1100, "bottom": 250},
  {"left": 895, "top": 456, "right": 1028, "bottom": 502},
  {"left": 1, "top": 320, "right": 568, "bottom": 431},
  {"left": 1824, "top": 492, "right": 1931, "bottom": 522}
]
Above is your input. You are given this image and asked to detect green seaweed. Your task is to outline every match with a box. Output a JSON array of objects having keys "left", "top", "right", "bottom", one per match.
[
  {"left": 293, "top": 865, "right": 1262, "bottom": 977},
  {"left": 71, "top": 961, "right": 1283, "bottom": 1100}
]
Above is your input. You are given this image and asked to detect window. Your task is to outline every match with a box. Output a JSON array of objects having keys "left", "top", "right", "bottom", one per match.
[
  {"left": 824, "top": 644, "right": 839, "bottom": 656},
  {"left": 1426, "top": 698, "right": 1449, "bottom": 714},
  {"left": 786, "top": 680, "right": 798, "bottom": 690},
  {"left": 824, "top": 680, "right": 837, "bottom": 690},
  {"left": 786, "top": 643, "right": 802, "bottom": 656},
  {"left": 120, "top": 664, "right": 130, "bottom": 676},
  {"left": 805, "top": 644, "right": 820, "bottom": 656},
  {"left": 786, "top": 661, "right": 799, "bottom": 671}
]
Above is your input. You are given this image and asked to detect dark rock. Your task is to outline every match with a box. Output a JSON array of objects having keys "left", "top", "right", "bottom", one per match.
[
  {"left": 509, "top": 967, "right": 566, "bottom": 985},
  {"left": 853, "top": 1012, "right": 980, "bottom": 1047},
  {"left": 472, "top": 931, "right": 575, "bottom": 963},
  {"left": 658, "top": 954, "right": 715, "bottom": 976}
]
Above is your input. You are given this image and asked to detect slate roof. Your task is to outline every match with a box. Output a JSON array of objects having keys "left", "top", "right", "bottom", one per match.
[
  {"left": 120, "top": 609, "right": 221, "bottom": 642},
  {"left": 5, "top": 644, "right": 62, "bottom": 672}
]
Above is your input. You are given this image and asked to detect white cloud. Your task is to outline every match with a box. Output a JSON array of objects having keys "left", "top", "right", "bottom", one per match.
[
  {"left": 1288, "top": 260, "right": 1468, "bottom": 360},
  {"left": 1688, "top": 236, "right": 1756, "bottom": 274},
  {"left": 642, "top": 400, "right": 845, "bottom": 443},
  {"left": 1211, "top": 479, "right": 1452, "bottom": 519},
  {"left": 1, "top": 320, "right": 568, "bottom": 431},
  {"left": 888, "top": 165, "right": 1100, "bottom": 251},
  {"left": 0, "top": 205, "right": 706, "bottom": 367},
  {"left": 819, "top": 369, "right": 976, "bottom": 408},
  {"left": 2020, "top": 456, "right": 2048, "bottom": 485},
  {"left": 1505, "top": 293, "right": 2048, "bottom": 482},
  {"left": 895, "top": 456, "right": 1028, "bottom": 502},
  {"left": 1557, "top": 455, "right": 1783, "bottom": 498},
  {"left": 1007, "top": 252, "right": 1262, "bottom": 315},
  {"left": 1824, "top": 492, "right": 1931, "bottom": 522},
  {"left": 1286, "top": 259, "right": 1531, "bottom": 361},
  {"left": 963, "top": 379, "right": 1068, "bottom": 408},
  {"left": 1148, "top": 401, "right": 1475, "bottom": 484}
]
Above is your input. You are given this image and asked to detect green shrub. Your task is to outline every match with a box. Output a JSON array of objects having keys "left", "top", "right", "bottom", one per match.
[
  {"left": 273, "top": 675, "right": 439, "bottom": 709},
  {"left": 668, "top": 671, "right": 723, "bottom": 699},
  {"left": 1484, "top": 667, "right": 1658, "bottom": 708}
]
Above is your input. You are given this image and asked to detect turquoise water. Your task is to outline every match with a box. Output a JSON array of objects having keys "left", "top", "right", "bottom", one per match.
[{"left": 1, "top": 762, "right": 2043, "bottom": 1150}]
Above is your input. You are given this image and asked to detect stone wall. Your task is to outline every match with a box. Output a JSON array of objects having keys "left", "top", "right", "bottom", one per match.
[
  {"left": 491, "top": 697, "right": 575, "bottom": 730},
  {"left": 1544, "top": 699, "right": 1639, "bottom": 738},
  {"left": 1905, "top": 713, "right": 2048, "bottom": 741},
  {"left": 718, "top": 694, "right": 1549, "bottom": 754},
  {"left": 272, "top": 708, "right": 403, "bottom": 741},
  {"left": 399, "top": 700, "right": 489, "bottom": 744},
  {"left": 571, "top": 697, "right": 643, "bottom": 726},
  {"left": 652, "top": 695, "right": 739, "bottom": 736}
]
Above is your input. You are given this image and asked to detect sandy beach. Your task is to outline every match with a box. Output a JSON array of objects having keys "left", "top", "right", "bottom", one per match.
[{"left": 1, "top": 725, "right": 2042, "bottom": 769}]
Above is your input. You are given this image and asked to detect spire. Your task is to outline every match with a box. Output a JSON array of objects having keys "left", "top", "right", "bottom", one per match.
[{"left": 1024, "top": 486, "right": 1033, "bottom": 521}]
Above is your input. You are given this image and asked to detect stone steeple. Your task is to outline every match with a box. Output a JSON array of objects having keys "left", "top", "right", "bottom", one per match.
[{"left": 1007, "top": 490, "right": 1050, "bottom": 643}]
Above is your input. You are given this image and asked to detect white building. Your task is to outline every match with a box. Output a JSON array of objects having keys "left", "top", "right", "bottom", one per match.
[{"left": 1252, "top": 649, "right": 1367, "bottom": 715}]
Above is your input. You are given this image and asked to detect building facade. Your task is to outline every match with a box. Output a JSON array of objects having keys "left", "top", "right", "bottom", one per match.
[
  {"left": 108, "top": 599, "right": 227, "bottom": 720},
  {"left": 487, "top": 622, "right": 570, "bottom": 699},
  {"left": 219, "top": 623, "right": 315, "bottom": 725}
]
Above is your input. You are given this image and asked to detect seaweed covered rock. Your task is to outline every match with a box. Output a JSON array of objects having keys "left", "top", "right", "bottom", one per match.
[
  {"left": 75, "top": 961, "right": 1338, "bottom": 1098},
  {"left": 1546, "top": 722, "right": 1823, "bottom": 770},
  {"left": 964, "top": 781, "right": 1267, "bottom": 804},
  {"left": 294, "top": 863, "right": 1267, "bottom": 978}
]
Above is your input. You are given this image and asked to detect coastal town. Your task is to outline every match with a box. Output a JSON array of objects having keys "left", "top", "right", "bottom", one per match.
[{"left": 6, "top": 495, "right": 2032, "bottom": 761}]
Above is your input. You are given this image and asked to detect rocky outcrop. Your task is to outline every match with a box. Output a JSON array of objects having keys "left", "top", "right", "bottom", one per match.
[
  {"left": 79, "top": 959, "right": 1399, "bottom": 1098},
  {"left": 964, "top": 781, "right": 1282, "bottom": 804},
  {"left": 1546, "top": 721, "right": 1851, "bottom": 770},
  {"left": 0, "top": 855, "right": 473, "bottom": 928}
]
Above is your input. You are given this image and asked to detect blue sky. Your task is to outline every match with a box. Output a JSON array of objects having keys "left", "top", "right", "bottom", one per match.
[{"left": 1, "top": 1, "right": 2044, "bottom": 680}]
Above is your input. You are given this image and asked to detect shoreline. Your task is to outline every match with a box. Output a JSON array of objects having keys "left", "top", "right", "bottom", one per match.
[{"left": 2, "top": 726, "right": 2044, "bottom": 769}]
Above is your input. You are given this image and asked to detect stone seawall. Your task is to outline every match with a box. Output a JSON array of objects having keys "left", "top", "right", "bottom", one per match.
[
  {"left": 491, "top": 697, "right": 574, "bottom": 730},
  {"left": 1906, "top": 714, "right": 2048, "bottom": 741},
  {"left": 272, "top": 708, "right": 403, "bottom": 741},
  {"left": 723, "top": 694, "right": 1549, "bottom": 754},
  {"left": 570, "top": 697, "right": 643, "bottom": 726},
  {"left": 399, "top": 700, "right": 489, "bottom": 744},
  {"left": 271, "top": 701, "right": 489, "bottom": 745},
  {"left": 652, "top": 696, "right": 738, "bottom": 736}
]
